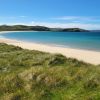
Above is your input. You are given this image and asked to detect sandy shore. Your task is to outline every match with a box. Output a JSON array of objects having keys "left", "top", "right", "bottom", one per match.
[
  {"left": 0, "top": 31, "right": 38, "bottom": 34},
  {"left": 0, "top": 37, "right": 100, "bottom": 65}
]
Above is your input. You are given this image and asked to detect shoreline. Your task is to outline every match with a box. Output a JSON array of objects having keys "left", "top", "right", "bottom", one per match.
[
  {"left": 0, "top": 31, "right": 38, "bottom": 34},
  {"left": 0, "top": 37, "right": 100, "bottom": 65}
]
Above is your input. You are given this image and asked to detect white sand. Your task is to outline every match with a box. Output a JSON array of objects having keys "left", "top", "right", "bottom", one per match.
[
  {"left": 0, "top": 31, "right": 38, "bottom": 34},
  {"left": 0, "top": 37, "right": 100, "bottom": 65}
]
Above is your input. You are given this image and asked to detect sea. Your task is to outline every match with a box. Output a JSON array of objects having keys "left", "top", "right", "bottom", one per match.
[{"left": 0, "top": 31, "right": 100, "bottom": 51}]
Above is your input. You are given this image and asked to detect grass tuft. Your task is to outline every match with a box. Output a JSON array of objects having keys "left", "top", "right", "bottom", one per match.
[{"left": 0, "top": 43, "right": 100, "bottom": 100}]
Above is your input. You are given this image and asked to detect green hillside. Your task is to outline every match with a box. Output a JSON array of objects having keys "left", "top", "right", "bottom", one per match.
[
  {"left": 0, "top": 43, "right": 100, "bottom": 100},
  {"left": 0, "top": 25, "right": 89, "bottom": 32}
]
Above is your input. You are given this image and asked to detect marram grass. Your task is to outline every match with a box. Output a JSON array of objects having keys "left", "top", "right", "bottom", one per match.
[{"left": 0, "top": 43, "right": 100, "bottom": 100}]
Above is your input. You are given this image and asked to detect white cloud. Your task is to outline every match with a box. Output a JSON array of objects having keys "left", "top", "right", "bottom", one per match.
[
  {"left": 52, "top": 16, "right": 100, "bottom": 23},
  {"left": 0, "top": 16, "right": 27, "bottom": 19},
  {"left": 30, "top": 21, "right": 100, "bottom": 30},
  {"left": 1, "top": 21, "right": 100, "bottom": 30},
  {"left": 0, "top": 18, "right": 100, "bottom": 30},
  {"left": 53, "top": 16, "right": 80, "bottom": 20}
]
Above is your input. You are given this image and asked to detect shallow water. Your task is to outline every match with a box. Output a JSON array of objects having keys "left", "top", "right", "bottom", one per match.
[{"left": 1, "top": 31, "right": 100, "bottom": 51}]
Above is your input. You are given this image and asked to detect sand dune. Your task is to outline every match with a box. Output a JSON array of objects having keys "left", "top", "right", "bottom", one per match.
[{"left": 0, "top": 37, "right": 100, "bottom": 65}]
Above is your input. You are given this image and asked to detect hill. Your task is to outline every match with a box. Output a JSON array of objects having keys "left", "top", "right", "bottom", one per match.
[
  {"left": 0, "top": 25, "right": 89, "bottom": 32},
  {"left": 50, "top": 28, "right": 89, "bottom": 32},
  {"left": 0, "top": 43, "right": 100, "bottom": 100}
]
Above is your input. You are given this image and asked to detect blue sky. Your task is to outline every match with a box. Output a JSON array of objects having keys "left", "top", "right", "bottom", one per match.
[{"left": 0, "top": 0, "right": 100, "bottom": 29}]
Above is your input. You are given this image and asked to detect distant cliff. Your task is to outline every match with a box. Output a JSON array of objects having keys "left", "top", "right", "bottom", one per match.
[
  {"left": 50, "top": 28, "right": 89, "bottom": 32},
  {"left": 0, "top": 25, "right": 89, "bottom": 32}
]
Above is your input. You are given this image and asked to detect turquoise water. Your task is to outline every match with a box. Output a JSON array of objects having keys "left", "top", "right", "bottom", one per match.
[{"left": 1, "top": 31, "right": 100, "bottom": 51}]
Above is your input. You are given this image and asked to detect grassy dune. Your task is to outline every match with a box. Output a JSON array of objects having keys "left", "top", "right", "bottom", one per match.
[{"left": 0, "top": 43, "right": 100, "bottom": 100}]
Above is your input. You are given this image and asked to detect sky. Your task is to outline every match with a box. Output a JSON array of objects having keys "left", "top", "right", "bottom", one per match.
[{"left": 0, "top": 0, "right": 100, "bottom": 29}]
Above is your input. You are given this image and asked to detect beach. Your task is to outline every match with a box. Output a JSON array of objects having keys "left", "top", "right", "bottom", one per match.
[
  {"left": 0, "top": 31, "right": 38, "bottom": 34},
  {"left": 0, "top": 35, "right": 100, "bottom": 65}
]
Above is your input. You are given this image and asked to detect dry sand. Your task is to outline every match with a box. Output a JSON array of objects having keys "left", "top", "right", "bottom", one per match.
[
  {"left": 0, "top": 37, "right": 100, "bottom": 65},
  {"left": 0, "top": 31, "right": 37, "bottom": 34}
]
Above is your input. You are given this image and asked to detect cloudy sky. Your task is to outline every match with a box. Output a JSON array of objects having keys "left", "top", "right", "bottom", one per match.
[{"left": 0, "top": 0, "right": 100, "bottom": 30}]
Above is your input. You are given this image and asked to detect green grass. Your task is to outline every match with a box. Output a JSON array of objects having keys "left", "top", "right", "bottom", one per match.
[{"left": 0, "top": 43, "right": 100, "bottom": 100}]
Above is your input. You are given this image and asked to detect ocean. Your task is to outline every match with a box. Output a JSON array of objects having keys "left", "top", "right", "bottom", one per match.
[{"left": 1, "top": 31, "right": 100, "bottom": 51}]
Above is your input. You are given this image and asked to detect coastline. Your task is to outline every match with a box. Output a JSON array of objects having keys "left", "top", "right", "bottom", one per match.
[
  {"left": 0, "top": 31, "right": 38, "bottom": 34},
  {"left": 0, "top": 37, "right": 100, "bottom": 65}
]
